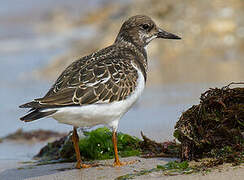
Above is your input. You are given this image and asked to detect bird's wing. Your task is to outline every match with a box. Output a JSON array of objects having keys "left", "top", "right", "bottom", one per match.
[{"left": 20, "top": 50, "right": 139, "bottom": 109}]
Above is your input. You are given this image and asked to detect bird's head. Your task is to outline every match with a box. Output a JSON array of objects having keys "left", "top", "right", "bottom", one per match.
[{"left": 115, "top": 15, "right": 181, "bottom": 48}]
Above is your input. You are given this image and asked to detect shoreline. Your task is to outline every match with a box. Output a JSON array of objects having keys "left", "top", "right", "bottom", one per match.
[{"left": 0, "top": 157, "right": 243, "bottom": 180}]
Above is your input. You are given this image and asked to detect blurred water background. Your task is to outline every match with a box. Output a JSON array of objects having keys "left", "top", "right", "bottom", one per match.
[{"left": 0, "top": 0, "right": 243, "bottom": 162}]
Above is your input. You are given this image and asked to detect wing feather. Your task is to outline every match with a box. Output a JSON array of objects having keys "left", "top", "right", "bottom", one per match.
[{"left": 20, "top": 46, "right": 140, "bottom": 109}]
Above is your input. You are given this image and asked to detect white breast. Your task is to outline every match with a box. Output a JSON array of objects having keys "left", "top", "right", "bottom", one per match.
[{"left": 49, "top": 64, "right": 145, "bottom": 130}]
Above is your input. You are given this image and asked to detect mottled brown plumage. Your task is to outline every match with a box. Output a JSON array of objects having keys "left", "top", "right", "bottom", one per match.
[
  {"left": 20, "top": 15, "right": 180, "bottom": 113},
  {"left": 20, "top": 44, "right": 141, "bottom": 110}
]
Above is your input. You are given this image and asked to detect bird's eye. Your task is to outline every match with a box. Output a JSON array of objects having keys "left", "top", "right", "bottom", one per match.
[{"left": 142, "top": 24, "right": 150, "bottom": 30}]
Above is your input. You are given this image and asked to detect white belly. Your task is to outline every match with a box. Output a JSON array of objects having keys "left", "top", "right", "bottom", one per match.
[{"left": 49, "top": 66, "right": 145, "bottom": 130}]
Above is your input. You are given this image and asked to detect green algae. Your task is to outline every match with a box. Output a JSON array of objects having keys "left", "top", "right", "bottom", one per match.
[
  {"left": 157, "top": 161, "right": 189, "bottom": 171},
  {"left": 79, "top": 127, "right": 141, "bottom": 160},
  {"left": 60, "top": 127, "right": 141, "bottom": 161},
  {"left": 115, "top": 161, "right": 194, "bottom": 180},
  {"left": 35, "top": 127, "right": 141, "bottom": 162},
  {"left": 115, "top": 168, "right": 159, "bottom": 180}
]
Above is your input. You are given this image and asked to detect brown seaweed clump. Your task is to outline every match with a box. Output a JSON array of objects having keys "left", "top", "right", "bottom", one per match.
[
  {"left": 174, "top": 82, "right": 244, "bottom": 163},
  {"left": 139, "top": 132, "right": 180, "bottom": 158}
]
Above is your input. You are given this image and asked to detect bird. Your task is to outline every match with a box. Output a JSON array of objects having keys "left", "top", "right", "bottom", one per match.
[{"left": 19, "top": 15, "right": 181, "bottom": 169}]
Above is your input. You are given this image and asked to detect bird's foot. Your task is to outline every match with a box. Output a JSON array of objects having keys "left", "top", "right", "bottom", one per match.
[
  {"left": 75, "top": 162, "right": 98, "bottom": 169},
  {"left": 113, "top": 160, "right": 137, "bottom": 167}
]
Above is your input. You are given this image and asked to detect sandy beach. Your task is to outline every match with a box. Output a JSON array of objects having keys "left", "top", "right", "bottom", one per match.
[{"left": 0, "top": 157, "right": 243, "bottom": 180}]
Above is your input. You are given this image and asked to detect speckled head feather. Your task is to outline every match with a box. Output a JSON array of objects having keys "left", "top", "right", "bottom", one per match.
[{"left": 115, "top": 15, "right": 181, "bottom": 47}]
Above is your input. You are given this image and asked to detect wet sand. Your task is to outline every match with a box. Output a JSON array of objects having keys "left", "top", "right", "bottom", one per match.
[{"left": 0, "top": 157, "right": 243, "bottom": 180}]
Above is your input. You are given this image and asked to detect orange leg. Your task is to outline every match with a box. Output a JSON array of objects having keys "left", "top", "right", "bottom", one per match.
[
  {"left": 112, "top": 130, "right": 123, "bottom": 166},
  {"left": 112, "top": 130, "right": 137, "bottom": 167},
  {"left": 72, "top": 127, "right": 92, "bottom": 169}
]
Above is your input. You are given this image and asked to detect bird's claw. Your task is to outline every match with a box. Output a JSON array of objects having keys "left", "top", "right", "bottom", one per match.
[{"left": 113, "top": 160, "right": 137, "bottom": 167}]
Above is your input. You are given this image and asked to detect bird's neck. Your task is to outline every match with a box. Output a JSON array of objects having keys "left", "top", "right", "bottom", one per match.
[
  {"left": 115, "top": 32, "right": 145, "bottom": 51},
  {"left": 115, "top": 39, "right": 148, "bottom": 82}
]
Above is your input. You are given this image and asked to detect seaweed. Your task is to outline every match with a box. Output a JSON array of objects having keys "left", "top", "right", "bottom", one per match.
[
  {"left": 34, "top": 136, "right": 67, "bottom": 161},
  {"left": 115, "top": 161, "right": 194, "bottom": 180},
  {"left": 61, "top": 127, "right": 141, "bottom": 161},
  {"left": 156, "top": 161, "right": 194, "bottom": 175},
  {"left": 35, "top": 127, "right": 179, "bottom": 163},
  {"left": 35, "top": 127, "right": 141, "bottom": 162},
  {"left": 174, "top": 82, "right": 244, "bottom": 163},
  {"left": 139, "top": 132, "right": 180, "bottom": 158}
]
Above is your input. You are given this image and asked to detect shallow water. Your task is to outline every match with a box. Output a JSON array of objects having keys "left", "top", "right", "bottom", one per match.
[{"left": 0, "top": 0, "right": 224, "bottom": 162}]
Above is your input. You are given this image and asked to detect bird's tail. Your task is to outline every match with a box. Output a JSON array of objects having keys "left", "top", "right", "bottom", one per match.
[
  {"left": 20, "top": 109, "right": 57, "bottom": 122},
  {"left": 19, "top": 100, "right": 57, "bottom": 122}
]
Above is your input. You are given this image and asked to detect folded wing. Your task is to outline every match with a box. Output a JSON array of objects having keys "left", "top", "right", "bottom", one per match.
[{"left": 20, "top": 56, "right": 138, "bottom": 109}]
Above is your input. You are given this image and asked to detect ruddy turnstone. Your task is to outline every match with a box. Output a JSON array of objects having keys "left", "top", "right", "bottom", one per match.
[{"left": 20, "top": 15, "right": 181, "bottom": 168}]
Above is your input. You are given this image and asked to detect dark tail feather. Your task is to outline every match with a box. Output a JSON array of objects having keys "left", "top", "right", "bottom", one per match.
[
  {"left": 20, "top": 109, "right": 57, "bottom": 122},
  {"left": 19, "top": 101, "right": 41, "bottom": 109}
]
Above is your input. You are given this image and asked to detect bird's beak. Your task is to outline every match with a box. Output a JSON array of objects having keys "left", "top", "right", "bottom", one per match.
[{"left": 157, "top": 28, "right": 181, "bottom": 40}]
